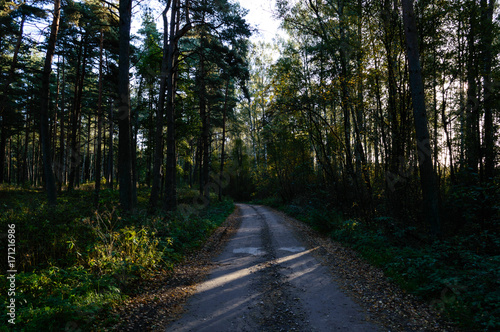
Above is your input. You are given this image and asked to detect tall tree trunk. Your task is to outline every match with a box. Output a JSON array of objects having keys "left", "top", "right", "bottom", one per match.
[
  {"left": 67, "top": 43, "right": 81, "bottom": 191},
  {"left": 0, "top": 14, "right": 26, "bottom": 183},
  {"left": 382, "top": 0, "right": 402, "bottom": 192},
  {"left": 199, "top": 54, "right": 211, "bottom": 203},
  {"left": 440, "top": 86, "right": 455, "bottom": 183},
  {"left": 402, "top": 0, "right": 441, "bottom": 237},
  {"left": 0, "top": 128, "right": 6, "bottom": 184},
  {"left": 23, "top": 112, "right": 30, "bottom": 184},
  {"left": 465, "top": 2, "right": 479, "bottom": 174},
  {"left": 164, "top": 0, "right": 191, "bottom": 211},
  {"left": 118, "top": 0, "right": 135, "bottom": 211},
  {"left": 132, "top": 79, "right": 142, "bottom": 207},
  {"left": 481, "top": 0, "right": 495, "bottom": 179},
  {"left": 354, "top": 0, "right": 373, "bottom": 213},
  {"left": 149, "top": 4, "right": 171, "bottom": 212},
  {"left": 107, "top": 102, "right": 114, "bottom": 189},
  {"left": 57, "top": 49, "right": 66, "bottom": 190},
  {"left": 39, "top": 0, "right": 61, "bottom": 206},
  {"left": 337, "top": 0, "right": 358, "bottom": 199},
  {"left": 196, "top": 137, "right": 202, "bottom": 192},
  {"left": 7, "top": 137, "right": 11, "bottom": 183},
  {"left": 31, "top": 117, "right": 36, "bottom": 184},
  {"left": 68, "top": 37, "right": 88, "bottom": 191},
  {"left": 85, "top": 114, "right": 91, "bottom": 182},
  {"left": 52, "top": 58, "right": 60, "bottom": 167},
  {"left": 19, "top": 131, "right": 23, "bottom": 184},
  {"left": 95, "top": 30, "right": 104, "bottom": 207},
  {"left": 219, "top": 78, "right": 230, "bottom": 201},
  {"left": 146, "top": 89, "right": 154, "bottom": 187},
  {"left": 164, "top": 0, "right": 180, "bottom": 211}
]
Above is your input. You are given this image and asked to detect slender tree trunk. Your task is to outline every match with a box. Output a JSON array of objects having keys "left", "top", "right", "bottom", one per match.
[
  {"left": 107, "top": 102, "right": 114, "bottom": 189},
  {"left": 195, "top": 137, "right": 201, "bottom": 192},
  {"left": 68, "top": 37, "right": 88, "bottom": 191},
  {"left": 432, "top": 48, "right": 439, "bottom": 173},
  {"left": 200, "top": 55, "right": 211, "bottom": 203},
  {"left": 146, "top": 89, "right": 153, "bottom": 187},
  {"left": 95, "top": 30, "right": 104, "bottom": 207},
  {"left": 383, "top": 0, "right": 402, "bottom": 185},
  {"left": 68, "top": 44, "right": 81, "bottom": 191},
  {"left": 338, "top": 1, "right": 357, "bottom": 195},
  {"left": 481, "top": 0, "right": 495, "bottom": 179},
  {"left": 118, "top": 0, "right": 135, "bottom": 211},
  {"left": 457, "top": 17, "right": 466, "bottom": 169},
  {"left": 0, "top": 14, "right": 26, "bottom": 183},
  {"left": 164, "top": 0, "right": 180, "bottom": 211},
  {"left": 402, "top": 0, "right": 441, "bottom": 237},
  {"left": 373, "top": 52, "right": 388, "bottom": 181},
  {"left": 23, "top": 112, "right": 30, "bottom": 184},
  {"left": 39, "top": 0, "right": 61, "bottom": 206},
  {"left": 164, "top": 0, "right": 191, "bottom": 211},
  {"left": 354, "top": 1, "right": 373, "bottom": 212},
  {"left": 85, "top": 115, "right": 91, "bottom": 182},
  {"left": 132, "top": 79, "right": 142, "bottom": 207},
  {"left": 440, "top": 86, "right": 455, "bottom": 183},
  {"left": 0, "top": 128, "right": 6, "bottom": 184},
  {"left": 219, "top": 79, "right": 230, "bottom": 201},
  {"left": 18, "top": 131, "right": 23, "bottom": 184},
  {"left": 7, "top": 137, "right": 11, "bottom": 183},
  {"left": 466, "top": 3, "right": 479, "bottom": 174},
  {"left": 31, "top": 118, "right": 36, "bottom": 184},
  {"left": 52, "top": 59, "right": 60, "bottom": 166},
  {"left": 149, "top": 4, "right": 171, "bottom": 212},
  {"left": 57, "top": 49, "right": 66, "bottom": 190}
]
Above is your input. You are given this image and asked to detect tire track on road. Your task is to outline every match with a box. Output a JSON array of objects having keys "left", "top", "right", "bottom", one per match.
[
  {"left": 249, "top": 205, "right": 308, "bottom": 332},
  {"left": 167, "top": 204, "right": 380, "bottom": 332}
]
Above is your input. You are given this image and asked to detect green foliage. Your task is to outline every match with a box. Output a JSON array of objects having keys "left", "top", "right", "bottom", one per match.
[
  {"left": 384, "top": 238, "right": 500, "bottom": 330},
  {"left": 159, "top": 198, "right": 234, "bottom": 253},
  {"left": 2, "top": 267, "right": 122, "bottom": 330},
  {"left": 224, "top": 139, "right": 255, "bottom": 201},
  {"left": 85, "top": 210, "right": 166, "bottom": 278},
  {"left": 0, "top": 187, "right": 234, "bottom": 330},
  {"left": 445, "top": 172, "right": 500, "bottom": 235},
  {"left": 283, "top": 204, "right": 343, "bottom": 234},
  {"left": 281, "top": 202, "right": 500, "bottom": 331}
]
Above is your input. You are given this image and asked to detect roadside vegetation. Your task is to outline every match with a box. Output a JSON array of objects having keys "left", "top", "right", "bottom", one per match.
[
  {"left": 0, "top": 185, "right": 233, "bottom": 331},
  {"left": 253, "top": 181, "right": 500, "bottom": 331}
]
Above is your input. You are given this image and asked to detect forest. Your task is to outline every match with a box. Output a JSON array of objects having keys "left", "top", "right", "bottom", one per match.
[{"left": 0, "top": 0, "right": 499, "bottom": 330}]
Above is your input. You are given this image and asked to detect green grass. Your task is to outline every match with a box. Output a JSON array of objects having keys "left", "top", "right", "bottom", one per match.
[{"left": 0, "top": 185, "right": 234, "bottom": 331}]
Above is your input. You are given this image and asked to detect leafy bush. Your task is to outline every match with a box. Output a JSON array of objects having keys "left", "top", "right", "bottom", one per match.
[
  {"left": 85, "top": 210, "right": 167, "bottom": 278},
  {"left": 445, "top": 172, "right": 500, "bottom": 235},
  {"left": 0, "top": 187, "right": 234, "bottom": 330},
  {"left": 281, "top": 201, "right": 500, "bottom": 331}
]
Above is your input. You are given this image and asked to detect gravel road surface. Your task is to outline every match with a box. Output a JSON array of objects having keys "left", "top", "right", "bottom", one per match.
[{"left": 166, "top": 204, "right": 381, "bottom": 332}]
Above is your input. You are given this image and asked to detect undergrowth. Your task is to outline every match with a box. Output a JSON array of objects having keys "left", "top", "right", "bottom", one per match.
[
  {"left": 260, "top": 197, "right": 500, "bottom": 331},
  {"left": 0, "top": 186, "right": 234, "bottom": 331}
]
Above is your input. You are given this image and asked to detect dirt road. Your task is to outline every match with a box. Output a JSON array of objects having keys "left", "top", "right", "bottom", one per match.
[{"left": 166, "top": 204, "right": 381, "bottom": 331}]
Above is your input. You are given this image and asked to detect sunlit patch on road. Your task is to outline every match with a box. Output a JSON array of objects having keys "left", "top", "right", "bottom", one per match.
[{"left": 233, "top": 247, "right": 265, "bottom": 255}]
